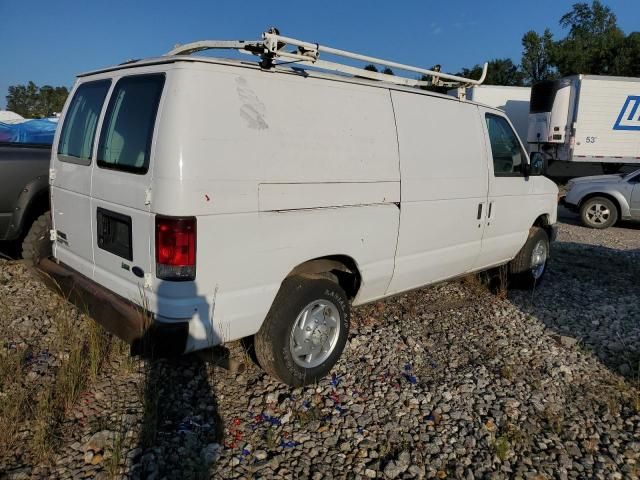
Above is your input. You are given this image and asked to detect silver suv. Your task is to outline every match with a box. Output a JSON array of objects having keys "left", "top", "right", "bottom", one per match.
[{"left": 562, "top": 169, "right": 640, "bottom": 229}]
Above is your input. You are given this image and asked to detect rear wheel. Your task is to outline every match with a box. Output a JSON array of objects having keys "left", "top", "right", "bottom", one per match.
[
  {"left": 580, "top": 196, "right": 617, "bottom": 229},
  {"left": 255, "top": 276, "right": 350, "bottom": 387},
  {"left": 508, "top": 227, "right": 549, "bottom": 289},
  {"left": 21, "top": 212, "right": 52, "bottom": 266}
]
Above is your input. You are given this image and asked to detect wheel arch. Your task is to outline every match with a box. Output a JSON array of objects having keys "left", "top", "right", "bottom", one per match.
[
  {"left": 532, "top": 213, "right": 554, "bottom": 241},
  {"left": 6, "top": 177, "right": 49, "bottom": 241},
  {"left": 578, "top": 192, "right": 627, "bottom": 218},
  {"left": 286, "top": 255, "right": 362, "bottom": 300}
]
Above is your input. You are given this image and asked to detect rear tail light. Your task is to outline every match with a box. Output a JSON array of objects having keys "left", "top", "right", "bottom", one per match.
[{"left": 155, "top": 216, "right": 196, "bottom": 281}]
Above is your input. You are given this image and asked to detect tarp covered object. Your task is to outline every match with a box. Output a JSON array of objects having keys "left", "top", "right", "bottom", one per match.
[{"left": 0, "top": 118, "right": 58, "bottom": 144}]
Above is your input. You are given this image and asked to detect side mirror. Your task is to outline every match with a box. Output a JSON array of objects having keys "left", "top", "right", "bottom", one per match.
[{"left": 529, "top": 152, "right": 546, "bottom": 176}]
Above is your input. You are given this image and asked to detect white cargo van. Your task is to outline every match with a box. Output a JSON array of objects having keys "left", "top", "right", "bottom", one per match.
[{"left": 41, "top": 32, "right": 558, "bottom": 386}]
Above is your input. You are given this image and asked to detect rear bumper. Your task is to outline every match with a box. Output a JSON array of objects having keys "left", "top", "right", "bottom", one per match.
[{"left": 36, "top": 258, "right": 189, "bottom": 356}]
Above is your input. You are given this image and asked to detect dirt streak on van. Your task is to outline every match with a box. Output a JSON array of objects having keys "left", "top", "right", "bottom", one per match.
[{"left": 41, "top": 39, "right": 558, "bottom": 386}]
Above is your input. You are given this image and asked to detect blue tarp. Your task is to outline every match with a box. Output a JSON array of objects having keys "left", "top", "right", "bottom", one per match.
[{"left": 0, "top": 118, "right": 58, "bottom": 145}]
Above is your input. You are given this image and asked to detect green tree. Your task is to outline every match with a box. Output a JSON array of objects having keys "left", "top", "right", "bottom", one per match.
[
  {"left": 6, "top": 82, "right": 68, "bottom": 118},
  {"left": 6, "top": 82, "right": 39, "bottom": 118},
  {"left": 610, "top": 31, "right": 640, "bottom": 76},
  {"left": 458, "top": 58, "right": 524, "bottom": 86},
  {"left": 552, "top": 0, "right": 625, "bottom": 75},
  {"left": 521, "top": 29, "right": 556, "bottom": 85},
  {"left": 364, "top": 64, "right": 378, "bottom": 72}
]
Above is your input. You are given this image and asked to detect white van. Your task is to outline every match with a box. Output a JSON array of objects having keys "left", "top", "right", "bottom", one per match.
[{"left": 42, "top": 32, "right": 558, "bottom": 386}]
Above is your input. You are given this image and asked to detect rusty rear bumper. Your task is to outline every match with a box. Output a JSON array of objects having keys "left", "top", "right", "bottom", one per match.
[{"left": 35, "top": 258, "right": 188, "bottom": 356}]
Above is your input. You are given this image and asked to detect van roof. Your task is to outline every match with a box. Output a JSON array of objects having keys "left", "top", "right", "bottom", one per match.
[{"left": 78, "top": 55, "right": 505, "bottom": 115}]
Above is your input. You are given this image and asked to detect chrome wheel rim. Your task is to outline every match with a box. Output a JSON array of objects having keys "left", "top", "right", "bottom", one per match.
[
  {"left": 289, "top": 300, "right": 340, "bottom": 368},
  {"left": 531, "top": 239, "right": 548, "bottom": 280},
  {"left": 586, "top": 203, "right": 610, "bottom": 225}
]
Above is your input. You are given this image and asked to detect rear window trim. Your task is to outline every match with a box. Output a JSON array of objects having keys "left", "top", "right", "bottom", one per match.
[
  {"left": 57, "top": 79, "right": 112, "bottom": 166},
  {"left": 96, "top": 73, "right": 165, "bottom": 176}
]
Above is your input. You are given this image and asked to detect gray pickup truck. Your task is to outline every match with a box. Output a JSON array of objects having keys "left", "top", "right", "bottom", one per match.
[{"left": 0, "top": 142, "right": 52, "bottom": 260}]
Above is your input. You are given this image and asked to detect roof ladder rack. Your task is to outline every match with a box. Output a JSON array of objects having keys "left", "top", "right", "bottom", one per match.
[{"left": 166, "top": 28, "right": 488, "bottom": 91}]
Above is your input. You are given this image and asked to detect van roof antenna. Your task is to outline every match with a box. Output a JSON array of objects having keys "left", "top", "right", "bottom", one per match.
[{"left": 166, "top": 29, "right": 488, "bottom": 89}]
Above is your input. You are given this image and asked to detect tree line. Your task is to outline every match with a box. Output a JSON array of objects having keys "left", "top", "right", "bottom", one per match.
[
  {"left": 5, "top": 81, "right": 68, "bottom": 118},
  {"left": 4, "top": 1, "right": 638, "bottom": 118},
  {"left": 458, "top": 0, "right": 640, "bottom": 86}
]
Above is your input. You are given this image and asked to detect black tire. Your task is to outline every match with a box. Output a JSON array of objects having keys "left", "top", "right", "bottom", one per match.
[
  {"left": 579, "top": 196, "right": 618, "bottom": 229},
  {"left": 255, "top": 276, "right": 350, "bottom": 387},
  {"left": 21, "top": 211, "right": 52, "bottom": 265},
  {"left": 508, "top": 227, "right": 550, "bottom": 289}
]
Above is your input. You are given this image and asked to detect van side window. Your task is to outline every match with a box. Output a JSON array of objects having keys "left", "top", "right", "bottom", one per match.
[
  {"left": 57, "top": 80, "right": 111, "bottom": 165},
  {"left": 97, "top": 74, "right": 165, "bottom": 174},
  {"left": 485, "top": 114, "right": 526, "bottom": 177}
]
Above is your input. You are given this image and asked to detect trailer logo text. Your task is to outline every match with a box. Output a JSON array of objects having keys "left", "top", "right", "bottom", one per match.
[{"left": 613, "top": 95, "right": 640, "bottom": 130}]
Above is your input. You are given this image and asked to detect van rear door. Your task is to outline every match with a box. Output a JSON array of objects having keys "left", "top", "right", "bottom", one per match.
[
  {"left": 90, "top": 73, "right": 165, "bottom": 301},
  {"left": 52, "top": 80, "right": 111, "bottom": 278}
]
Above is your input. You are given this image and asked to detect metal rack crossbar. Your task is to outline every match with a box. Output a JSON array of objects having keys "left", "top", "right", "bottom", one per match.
[{"left": 165, "top": 29, "right": 488, "bottom": 89}]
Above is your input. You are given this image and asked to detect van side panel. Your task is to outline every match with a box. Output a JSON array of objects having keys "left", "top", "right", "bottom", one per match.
[
  {"left": 171, "top": 205, "right": 399, "bottom": 351},
  {"left": 150, "top": 66, "right": 400, "bottom": 350},
  {"left": 153, "top": 66, "right": 400, "bottom": 215},
  {"left": 386, "top": 93, "right": 488, "bottom": 294}
]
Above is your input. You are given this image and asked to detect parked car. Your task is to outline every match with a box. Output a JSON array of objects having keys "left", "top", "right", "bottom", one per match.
[
  {"left": 0, "top": 142, "right": 52, "bottom": 261},
  {"left": 40, "top": 33, "right": 558, "bottom": 386},
  {"left": 562, "top": 169, "right": 640, "bottom": 229}
]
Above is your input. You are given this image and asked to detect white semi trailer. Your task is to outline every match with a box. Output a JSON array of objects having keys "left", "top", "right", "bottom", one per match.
[
  {"left": 448, "top": 85, "right": 531, "bottom": 144},
  {"left": 528, "top": 75, "right": 640, "bottom": 179}
]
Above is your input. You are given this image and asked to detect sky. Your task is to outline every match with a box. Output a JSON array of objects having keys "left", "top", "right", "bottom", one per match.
[{"left": 1, "top": 0, "right": 639, "bottom": 109}]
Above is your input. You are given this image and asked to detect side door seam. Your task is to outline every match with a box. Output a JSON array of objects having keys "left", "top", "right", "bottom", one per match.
[{"left": 383, "top": 88, "right": 403, "bottom": 295}]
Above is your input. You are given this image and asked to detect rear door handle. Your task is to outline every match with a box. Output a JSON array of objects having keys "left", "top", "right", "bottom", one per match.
[
  {"left": 477, "top": 203, "right": 483, "bottom": 220},
  {"left": 488, "top": 202, "right": 493, "bottom": 219}
]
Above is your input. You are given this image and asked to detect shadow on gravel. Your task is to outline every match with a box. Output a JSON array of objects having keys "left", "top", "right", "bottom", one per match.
[
  {"left": 137, "top": 356, "right": 223, "bottom": 479},
  {"left": 136, "top": 281, "right": 225, "bottom": 479},
  {"left": 509, "top": 241, "right": 640, "bottom": 379}
]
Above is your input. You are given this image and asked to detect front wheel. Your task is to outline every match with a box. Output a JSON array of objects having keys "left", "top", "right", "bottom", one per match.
[
  {"left": 508, "top": 227, "right": 550, "bottom": 289},
  {"left": 255, "top": 276, "right": 350, "bottom": 387},
  {"left": 580, "top": 196, "right": 617, "bottom": 229}
]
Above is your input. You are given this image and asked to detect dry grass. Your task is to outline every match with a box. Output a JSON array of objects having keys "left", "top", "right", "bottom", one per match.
[
  {"left": 104, "top": 413, "right": 126, "bottom": 480},
  {"left": 0, "top": 288, "right": 115, "bottom": 464},
  {"left": 494, "top": 435, "right": 510, "bottom": 461},
  {"left": 0, "top": 344, "right": 29, "bottom": 459}
]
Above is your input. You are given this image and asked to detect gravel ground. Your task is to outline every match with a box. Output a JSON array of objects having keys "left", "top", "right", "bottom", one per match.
[{"left": 1, "top": 210, "right": 639, "bottom": 480}]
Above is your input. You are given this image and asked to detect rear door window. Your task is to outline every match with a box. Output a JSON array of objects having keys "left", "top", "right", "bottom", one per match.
[
  {"left": 97, "top": 74, "right": 165, "bottom": 174},
  {"left": 57, "top": 80, "right": 111, "bottom": 165},
  {"left": 485, "top": 114, "right": 526, "bottom": 177}
]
